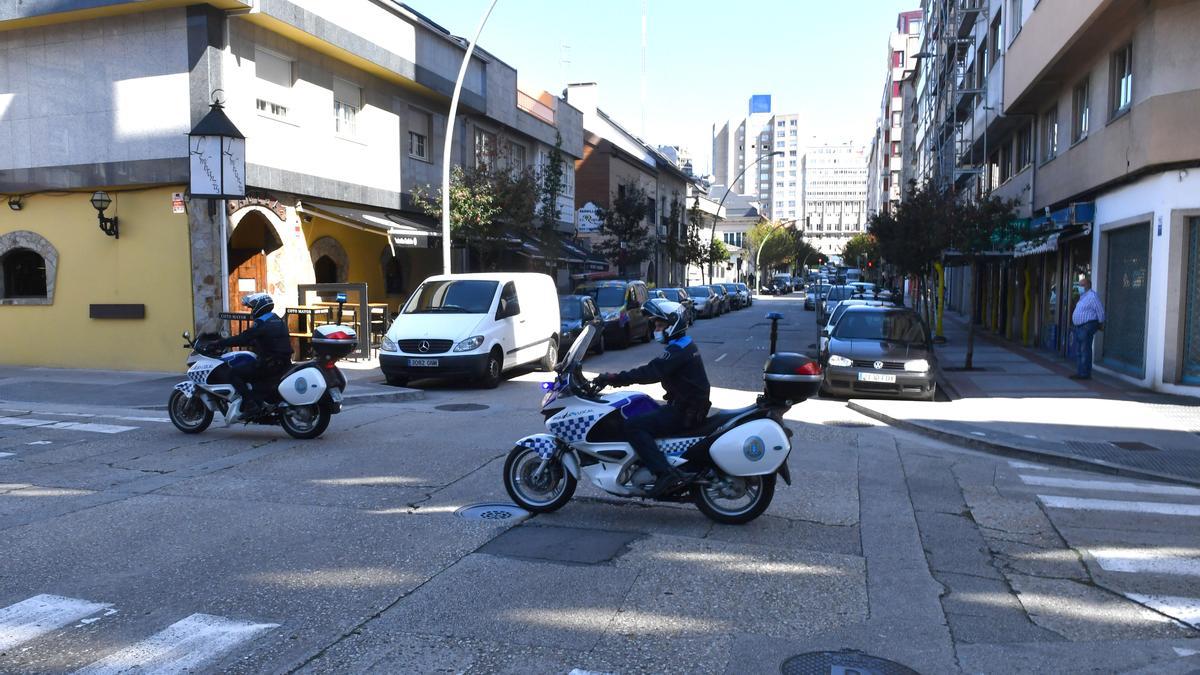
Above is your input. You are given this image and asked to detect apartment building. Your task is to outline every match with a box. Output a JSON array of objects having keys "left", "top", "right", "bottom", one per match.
[
  {"left": 866, "top": 9, "right": 924, "bottom": 216},
  {"left": 913, "top": 0, "right": 1200, "bottom": 396},
  {"left": 0, "top": 0, "right": 583, "bottom": 370},
  {"left": 800, "top": 144, "right": 869, "bottom": 257}
]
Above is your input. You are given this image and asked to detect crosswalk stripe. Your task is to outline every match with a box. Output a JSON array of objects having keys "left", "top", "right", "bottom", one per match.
[
  {"left": 0, "top": 452, "right": 13, "bottom": 458},
  {"left": 1021, "top": 475, "right": 1200, "bottom": 497},
  {"left": 72, "top": 613, "right": 278, "bottom": 675},
  {"left": 1039, "top": 495, "right": 1200, "bottom": 517},
  {"left": 0, "top": 594, "right": 113, "bottom": 651},
  {"left": 1124, "top": 593, "right": 1200, "bottom": 628},
  {"left": 1008, "top": 460, "right": 1050, "bottom": 470},
  {"left": 0, "top": 418, "right": 137, "bottom": 434},
  {"left": 1090, "top": 549, "right": 1200, "bottom": 577}
]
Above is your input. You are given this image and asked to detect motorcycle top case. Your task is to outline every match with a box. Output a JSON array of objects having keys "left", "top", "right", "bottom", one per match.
[
  {"left": 762, "top": 352, "right": 822, "bottom": 403},
  {"left": 311, "top": 324, "right": 357, "bottom": 359}
]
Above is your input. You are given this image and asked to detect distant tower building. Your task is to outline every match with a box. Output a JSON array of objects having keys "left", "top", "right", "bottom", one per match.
[{"left": 712, "top": 95, "right": 775, "bottom": 212}]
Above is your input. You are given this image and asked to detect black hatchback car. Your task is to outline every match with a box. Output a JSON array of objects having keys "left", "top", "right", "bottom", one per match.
[
  {"left": 575, "top": 280, "right": 652, "bottom": 348},
  {"left": 821, "top": 306, "right": 937, "bottom": 400},
  {"left": 653, "top": 287, "right": 696, "bottom": 325},
  {"left": 558, "top": 295, "right": 603, "bottom": 355}
]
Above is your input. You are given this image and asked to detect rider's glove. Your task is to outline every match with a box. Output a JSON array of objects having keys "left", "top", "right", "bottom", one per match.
[{"left": 595, "top": 373, "right": 616, "bottom": 387}]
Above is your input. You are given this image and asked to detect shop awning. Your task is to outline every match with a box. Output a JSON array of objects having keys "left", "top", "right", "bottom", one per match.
[
  {"left": 1013, "top": 232, "right": 1060, "bottom": 258},
  {"left": 297, "top": 201, "right": 439, "bottom": 252}
]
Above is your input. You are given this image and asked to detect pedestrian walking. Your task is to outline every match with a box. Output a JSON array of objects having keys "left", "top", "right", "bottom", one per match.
[{"left": 1070, "top": 275, "right": 1105, "bottom": 379}]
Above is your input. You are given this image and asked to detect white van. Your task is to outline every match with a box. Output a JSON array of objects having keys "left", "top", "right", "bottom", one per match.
[{"left": 379, "top": 273, "right": 560, "bottom": 388}]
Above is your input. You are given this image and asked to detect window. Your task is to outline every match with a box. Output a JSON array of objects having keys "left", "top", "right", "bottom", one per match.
[
  {"left": 999, "top": 142, "right": 1013, "bottom": 183},
  {"left": 474, "top": 127, "right": 496, "bottom": 169},
  {"left": 1111, "top": 43, "right": 1133, "bottom": 114},
  {"left": 255, "top": 48, "right": 293, "bottom": 121},
  {"left": 892, "top": 82, "right": 901, "bottom": 97},
  {"left": 497, "top": 281, "right": 520, "bottom": 318},
  {"left": 978, "top": 38, "right": 990, "bottom": 87},
  {"left": 892, "top": 50, "right": 904, "bottom": 68},
  {"left": 1072, "top": 78, "right": 1090, "bottom": 142},
  {"left": 509, "top": 142, "right": 526, "bottom": 172},
  {"left": 1007, "top": 0, "right": 1022, "bottom": 43},
  {"left": 990, "top": 15, "right": 1002, "bottom": 65},
  {"left": 892, "top": 110, "right": 902, "bottom": 127},
  {"left": 1041, "top": 106, "right": 1058, "bottom": 162},
  {"left": 1, "top": 249, "right": 47, "bottom": 299},
  {"left": 890, "top": 141, "right": 901, "bottom": 156},
  {"left": 332, "top": 77, "right": 360, "bottom": 137},
  {"left": 1015, "top": 124, "right": 1032, "bottom": 170},
  {"left": 408, "top": 108, "right": 431, "bottom": 161}
]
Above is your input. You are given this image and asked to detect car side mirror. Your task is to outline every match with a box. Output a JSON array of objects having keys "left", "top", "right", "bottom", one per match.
[{"left": 820, "top": 328, "right": 830, "bottom": 338}]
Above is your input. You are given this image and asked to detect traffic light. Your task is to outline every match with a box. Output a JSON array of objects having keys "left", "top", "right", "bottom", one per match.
[{"left": 868, "top": 261, "right": 873, "bottom": 268}]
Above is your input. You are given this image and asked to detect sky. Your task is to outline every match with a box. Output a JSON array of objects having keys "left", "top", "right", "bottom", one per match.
[{"left": 418, "top": 0, "right": 920, "bottom": 176}]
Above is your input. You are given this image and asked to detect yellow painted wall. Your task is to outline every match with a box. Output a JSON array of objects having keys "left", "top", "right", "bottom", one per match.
[
  {"left": 301, "top": 217, "right": 437, "bottom": 313},
  {"left": 0, "top": 187, "right": 194, "bottom": 372}
]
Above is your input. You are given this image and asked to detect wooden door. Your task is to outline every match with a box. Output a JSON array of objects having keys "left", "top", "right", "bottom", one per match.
[{"left": 228, "top": 248, "right": 266, "bottom": 335}]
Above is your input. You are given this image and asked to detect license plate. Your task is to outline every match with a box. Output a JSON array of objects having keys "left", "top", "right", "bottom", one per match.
[
  {"left": 858, "top": 372, "right": 896, "bottom": 383},
  {"left": 330, "top": 389, "right": 343, "bottom": 402},
  {"left": 409, "top": 358, "right": 439, "bottom": 367}
]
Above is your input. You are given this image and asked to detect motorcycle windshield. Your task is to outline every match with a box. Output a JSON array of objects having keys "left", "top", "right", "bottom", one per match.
[{"left": 563, "top": 323, "right": 596, "bottom": 369}]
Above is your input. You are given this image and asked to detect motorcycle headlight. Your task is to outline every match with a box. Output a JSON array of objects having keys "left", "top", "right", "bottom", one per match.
[
  {"left": 453, "top": 335, "right": 485, "bottom": 352},
  {"left": 828, "top": 355, "right": 853, "bottom": 367},
  {"left": 905, "top": 358, "right": 930, "bottom": 372},
  {"left": 381, "top": 336, "right": 398, "bottom": 352}
]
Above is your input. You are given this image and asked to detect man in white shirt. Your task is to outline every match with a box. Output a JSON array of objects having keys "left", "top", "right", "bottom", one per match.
[{"left": 1070, "top": 275, "right": 1105, "bottom": 380}]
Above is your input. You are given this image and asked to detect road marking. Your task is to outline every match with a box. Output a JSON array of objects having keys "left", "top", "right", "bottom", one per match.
[
  {"left": 0, "top": 452, "right": 12, "bottom": 458},
  {"left": 0, "top": 409, "right": 167, "bottom": 424},
  {"left": 0, "top": 418, "right": 137, "bottom": 434},
  {"left": 1176, "top": 647, "right": 1199, "bottom": 657},
  {"left": 1008, "top": 460, "right": 1050, "bottom": 470},
  {"left": 73, "top": 613, "right": 278, "bottom": 675},
  {"left": 1124, "top": 593, "right": 1200, "bottom": 629},
  {"left": 1089, "top": 549, "right": 1200, "bottom": 577},
  {"left": 1039, "top": 495, "right": 1200, "bottom": 517},
  {"left": 714, "top": 353, "right": 728, "bottom": 363},
  {"left": 0, "top": 594, "right": 113, "bottom": 651},
  {"left": 1021, "top": 475, "right": 1200, "bottom": 497}
]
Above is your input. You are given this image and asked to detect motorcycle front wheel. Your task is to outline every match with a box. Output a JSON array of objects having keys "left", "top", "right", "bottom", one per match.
[
  {"left": 503, "top": 445, "right": 576, "bottom": 513},
  {"left": 168, "top": 390, "right": 213, "bottom": 434},
  {"left": 693, "top": 472, "right": 776, "bottom": 525},
  {"left": 280, "top": 403, "right": 331, "bottom": 439}
]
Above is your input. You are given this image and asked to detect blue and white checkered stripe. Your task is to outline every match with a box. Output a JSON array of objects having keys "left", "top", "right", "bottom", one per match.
[
  {"left": 657, "top": 437, "right": 703, "bottom": 456},
  {"left": 548, "top": 414, "right": 599, "bottom": 444},
  {"left": 517, "top": 434, "right": 559, "bottom": 459}
]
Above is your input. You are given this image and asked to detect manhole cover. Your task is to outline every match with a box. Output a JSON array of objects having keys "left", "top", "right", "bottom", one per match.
[
  {"left": 823, "top": 421, "right": 872, "bottom": 428},
  {"left": 1111, "top": 441, "right": 1159, "bottom": 452},
  {"left": 435, "top": 403, "right": 489, "bottom": 412},
  {"left": 454, "top": 503, "right": 529, "bottom": 522},
  {"left": 781, "top": 650, "right": 918, "bottom": 675}
]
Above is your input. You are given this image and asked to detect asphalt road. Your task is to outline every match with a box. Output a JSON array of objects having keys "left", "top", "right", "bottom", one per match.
[{"left": 0, "top": 294, "right": 1198, "bottom": 674}]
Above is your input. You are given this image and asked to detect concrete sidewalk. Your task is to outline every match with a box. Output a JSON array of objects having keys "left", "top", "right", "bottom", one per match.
[
  {"left": 850, "top": 311, "right": 1200, "bottom": 485},
  {"left": 0, "top": 359, "right": 423, "bottom": 410}
]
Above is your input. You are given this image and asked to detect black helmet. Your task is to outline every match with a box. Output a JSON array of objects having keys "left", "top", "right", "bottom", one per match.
[
  {"left": 643, "top": 297, "right": 686, "bottom": 344},
  {"left": 241, "top": 292, "right": 275, "bottom": 319}
]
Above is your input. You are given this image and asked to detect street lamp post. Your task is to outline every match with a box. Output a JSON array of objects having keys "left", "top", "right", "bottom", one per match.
[{"left": 709, "top": 150, "right": 783, "bottom": 284}]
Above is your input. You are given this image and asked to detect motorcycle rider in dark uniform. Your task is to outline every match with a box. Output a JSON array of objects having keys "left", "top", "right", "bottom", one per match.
[
  {"left": 214, "top": 292, "right": 293, "bottom": 417},
  {"left": 596, "top": 299, "right": 711, "bottom": 497}
]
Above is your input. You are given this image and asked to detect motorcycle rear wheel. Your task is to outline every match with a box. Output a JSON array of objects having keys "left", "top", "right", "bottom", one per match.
[
  {"left": 503, "top": 445, "right": 576, "bottom": 513},
  {"left": 168, "top": 390, "right": 213, "bottom": 434},
  {"left": 693, "top": 473, "right": 776, "bottom": 525},
  {"left": 280, "top": 403, "right": 331, "bottom": 439}
]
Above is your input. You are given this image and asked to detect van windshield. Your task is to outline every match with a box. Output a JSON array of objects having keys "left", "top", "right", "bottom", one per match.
[
  {"left": 582, "top": 287, "right": 626, "bottom": 308},
  {"left": 403, "top": 280, "right": 498, "bottom": 314}
]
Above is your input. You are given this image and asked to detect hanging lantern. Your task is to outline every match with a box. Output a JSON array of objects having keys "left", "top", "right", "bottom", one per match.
[{"left": 187, "top": 95, "right": 246, "bottom": 199}]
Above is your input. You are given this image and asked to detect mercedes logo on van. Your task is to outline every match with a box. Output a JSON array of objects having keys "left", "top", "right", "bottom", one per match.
[
  {"left": 874, "top": 360, "right": 884, "bottom": 370},
  {"left": 419, "top": 340, "right": 430, "bottom": 353}
]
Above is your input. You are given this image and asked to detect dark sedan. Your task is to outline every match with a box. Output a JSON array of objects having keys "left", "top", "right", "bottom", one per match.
[
  {"left": 685, "top": 285, "right": 719, "bottom": 318},
  {"left": 558, "top": 295, "right": 604, "bottom": 355},
  {"left": 654, "top": 287, "right": 696, "bottom": 324},
  {"left": 820, "top": 306, "right": 937, "bottom": 401},
  {"left": 710, "top": 284, "right": 731, "bottom": 314}
]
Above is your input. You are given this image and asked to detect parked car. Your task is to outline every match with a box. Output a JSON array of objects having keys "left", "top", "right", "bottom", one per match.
[
  {"left": 735, "top": 283, "right": 754, "bottom": 306},
  {"left": 819, "top": 298, "right": 892, "bottom": 362},
  {"left": 654, "top": 287, "right": 696, "bottom": 325},
  {"left": 686, "top": 285, "right": 720, "bottom": 319},
  {"left": 558, "top": 295, "right": 604, "bottom": 355},
  {"left": 710, "top": 284, "right": 732, "bottom": 314},
  {"left": 380, "top": 273, "right": 559, "bottom": 389},
  {"left": 575, "top": 279, "right": 653, "bottom": 348},
  {"left": 817, "top": 284, "right": 857, "bottom": 323},
  {"left": 821, "top": 306, "right": 937, "bottom": 400},
  {"left": 772, "top": 274, "right": 794, "bottom": 293},
  {"left": 720, "top": 283, "right": 748, "bottom": 309},
  {"left": 806, "top": 283, "right": 831, "bottom": 311}
]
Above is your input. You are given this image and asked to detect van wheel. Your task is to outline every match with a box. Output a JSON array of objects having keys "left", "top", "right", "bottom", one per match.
[
  {"left": 385, "top": 374, "right": 408, "bottom": 387},
  {"left": 481, "top": 350, "right": 503, "bottom": 389},
  {"left": 541, "top": 339, "right": 558, "bottom": 372}
]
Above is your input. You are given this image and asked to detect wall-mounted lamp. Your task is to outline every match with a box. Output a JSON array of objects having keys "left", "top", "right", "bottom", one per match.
[
  {"left": 90, "top": 191, "right": 119, "bottom": 239},
  {"left": 7, "top": 195, "right": 21, "bottom": 211}
]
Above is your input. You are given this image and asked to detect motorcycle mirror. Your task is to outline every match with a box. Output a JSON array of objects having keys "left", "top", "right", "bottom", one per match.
[{"left": 182, "top": 330, "right": 191, "bottom": 340}]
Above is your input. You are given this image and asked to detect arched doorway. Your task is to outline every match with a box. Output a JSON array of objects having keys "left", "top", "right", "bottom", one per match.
[
  {"left": 228, "top": 210, "right": 283, "bottom": 306},
  {"left": 314, "top": 255, "right": 338, "bottom": 283}
]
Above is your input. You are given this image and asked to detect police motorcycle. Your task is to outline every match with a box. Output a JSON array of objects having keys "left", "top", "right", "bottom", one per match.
[
  {"left": 167, "top": 295, "right": 358, "bottom": 439},
  {"left": 503, "top": 313, "right": 822, "bottom": 524}
]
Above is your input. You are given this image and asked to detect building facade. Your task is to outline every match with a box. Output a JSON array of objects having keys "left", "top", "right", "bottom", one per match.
[
  {"left": 0, "top": 0, "right": 583, "bottom": 370},
  {"left": 711, "top": 95, "right": 776, "bottom": 214},
  {"left": 800, "top": 144, "right": 869, "bottom": 257},
  {"left": 867, "top": 9, "right": 924, "bottom": 217}
]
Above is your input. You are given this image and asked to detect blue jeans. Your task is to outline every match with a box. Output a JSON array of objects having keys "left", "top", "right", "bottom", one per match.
[{"left": 1074, "top": 320, "right": 1099, "bottom": 377}]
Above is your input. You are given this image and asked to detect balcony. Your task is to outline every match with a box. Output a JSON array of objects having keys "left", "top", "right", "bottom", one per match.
[
  {"left": 517, "top": 90, "right": 555, "bottom": 126},
  {"left": 955, "top": 0, "right": 986, "bottom": 38}
]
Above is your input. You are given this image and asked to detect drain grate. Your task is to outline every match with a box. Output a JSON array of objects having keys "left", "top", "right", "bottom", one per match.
[
  {"left": 454, "top": 503, "right": 529, "bottom": 522},
  {"left": 781, "top": 650, "right": 918, "bottom": 675},
  {"left": 435, "top": 403, "right": 489, "bottom": 412},
  {"left": 1111, "top": 441, "right": 1159, "bottom": 452}
]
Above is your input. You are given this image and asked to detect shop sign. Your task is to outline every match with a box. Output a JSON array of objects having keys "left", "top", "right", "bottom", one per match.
[
  {"left": 226, "top": 193, "right": 289, "bottom": 220},
  {"left": 171, "top": 192, "right": 186, "bottom": 214},
  {"left": 577, "top": 202, "right": 602, "bottom": 233}
]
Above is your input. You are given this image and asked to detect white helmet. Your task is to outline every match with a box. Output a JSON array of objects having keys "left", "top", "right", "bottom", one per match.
[{"left": 643, "top": 298, "right": 686, "bottom": 344}]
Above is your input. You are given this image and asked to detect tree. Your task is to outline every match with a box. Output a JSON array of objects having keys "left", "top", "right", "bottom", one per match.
[
  {"left": 593, "top": 182, "right": 653, "bottom": 277},
  {"left": 842, "top": 233, "right": 880, "bottom": 273},
  {"left": 868, "top": 181, "right": 956, "bottom": 325},
  {"left": 706, "top": 239, "right": 730, "bottom": 282},
  {"left": 746, "top": 221, "right": 796, "bottom": 280},
  {"left": 536, "top": 132, "right": 566, "bottom": 263},
  {"left": 794, "top": 238, "right": 822, "bottom": 272},
  {"left": 678, "top": 197, "right": 710, "bottom": 283},
  {"left": 662, "top": 193, "right": 687, "bottom": 275},
  {"left": 950, "top": 194, "right": 1020, "bottom": 369}
]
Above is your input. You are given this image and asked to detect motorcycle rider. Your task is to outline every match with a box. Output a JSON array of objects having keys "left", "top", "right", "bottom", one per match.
[
  {"left": 595, "top": 298, "right": 711, "bottom": 497},
  {"left": 213, "top": 292, "right": 293, "bottom": 416}
]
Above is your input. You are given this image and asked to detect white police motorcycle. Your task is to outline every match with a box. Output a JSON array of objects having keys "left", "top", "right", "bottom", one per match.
[{"left": 503, "top": 315, "right": 822, "bottom": 524}]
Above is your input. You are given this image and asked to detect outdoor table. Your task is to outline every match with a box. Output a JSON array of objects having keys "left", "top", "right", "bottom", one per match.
[{"left": 286, "top": 306, "right": 331, "bottom": 358}]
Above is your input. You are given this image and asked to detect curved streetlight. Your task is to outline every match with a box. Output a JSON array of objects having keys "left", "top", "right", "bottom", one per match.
[
  {"left": 708, "top": 150, "right": 783, "bottom": 283},
  {"left": 441, "top": 0, "right": 500, "bottom": 274}
]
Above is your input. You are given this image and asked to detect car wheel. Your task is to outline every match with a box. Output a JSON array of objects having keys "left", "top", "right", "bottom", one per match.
[
  {"left": 540, "top": 339, "right": 558, "bottom": 372},
  {"left": 385, "top": 374, "right": 409, "bottom": 387},
  {"left": 480, "top": 349, "right": 503, "bottom": 389},
  {"left": 592, "top": 332, "right": 606, "bottom": 355},
  {"left": 620, "top": 326, "right": 632, "bottom": 349}
]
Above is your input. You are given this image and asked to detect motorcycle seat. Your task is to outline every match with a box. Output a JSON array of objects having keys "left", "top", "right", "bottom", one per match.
[{"left": 674, "top": 404, "right": 759, "bottom": 437}]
